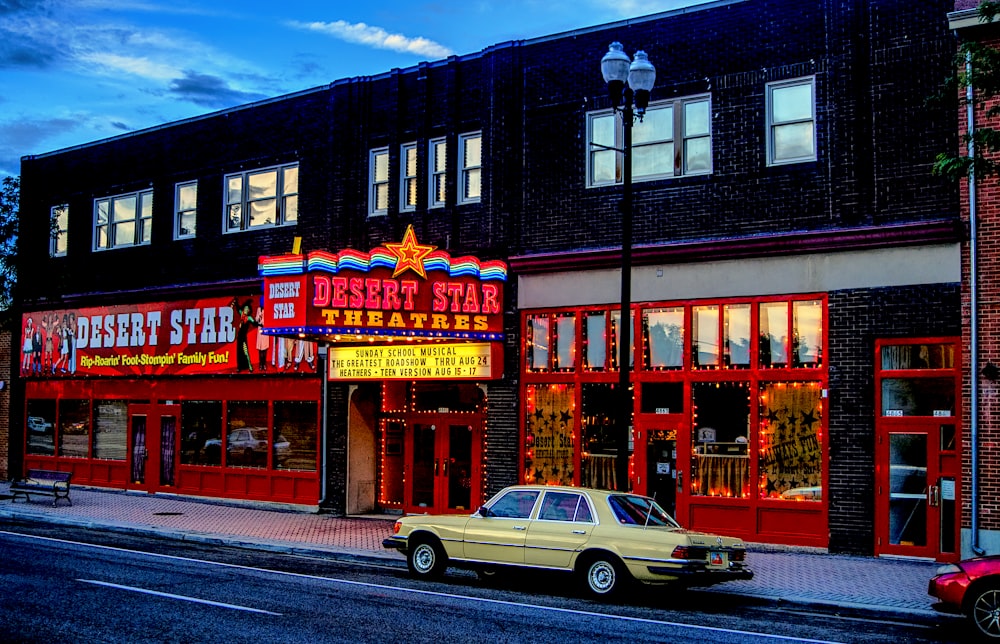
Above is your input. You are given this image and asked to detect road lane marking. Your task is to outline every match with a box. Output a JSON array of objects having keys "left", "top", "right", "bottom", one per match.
[
  {"left": 7, "top": 531, "right": 840, "bottom": 643},
  {"left": 77, "top": 578, "right": 283, "bottom": 615}
]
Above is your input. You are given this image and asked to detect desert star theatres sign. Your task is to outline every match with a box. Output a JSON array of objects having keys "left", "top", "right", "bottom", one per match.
[{"left": 259, "top": 226, "right": 506, "bottom": 380}]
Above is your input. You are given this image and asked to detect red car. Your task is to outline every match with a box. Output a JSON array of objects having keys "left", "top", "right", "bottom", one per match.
[{"left": 929, "top": 555, "right": 1000, "bottom": 640}]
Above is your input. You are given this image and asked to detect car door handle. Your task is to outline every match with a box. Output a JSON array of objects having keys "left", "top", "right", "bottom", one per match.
[
  {"left": 571, "top": 530, "right": 587, "bottom": 535},
  {"left": 513, "top": 525, "right": 527, "bottom": 531}
]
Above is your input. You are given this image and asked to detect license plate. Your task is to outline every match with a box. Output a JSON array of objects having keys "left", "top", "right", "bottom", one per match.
[{"left": 710, "top": 551, "right": 726, "bottom": 565}]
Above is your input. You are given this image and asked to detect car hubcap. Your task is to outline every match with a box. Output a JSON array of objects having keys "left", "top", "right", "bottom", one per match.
[
  {"left": 974, "top": 589, "right": 1000, "bottom": 637},
  {"left": 589, "top": 561, "right": 615, "bottom": 593},
  {"left": 414, "top": 545, "right": 435, "bottom": 573}
]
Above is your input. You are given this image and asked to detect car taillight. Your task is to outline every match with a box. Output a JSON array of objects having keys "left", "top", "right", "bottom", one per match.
[
  {"left": 672, "top": 546, "right": 692, "bottom": 559},
  {"left": 730, "top": 549, "right": 745, "bottom": 562},
  {"left": 393, "top": 521, "right": 402, "bottom": 535}
]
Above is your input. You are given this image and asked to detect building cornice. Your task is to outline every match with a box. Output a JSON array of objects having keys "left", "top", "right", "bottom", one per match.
[{"left": 508, "top": 220, "right": 964, "bottom": 275}]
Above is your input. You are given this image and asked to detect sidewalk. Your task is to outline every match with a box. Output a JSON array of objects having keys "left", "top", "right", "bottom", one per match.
[{"left": 0, "top": 482, "right": 947, "bottom": 620}]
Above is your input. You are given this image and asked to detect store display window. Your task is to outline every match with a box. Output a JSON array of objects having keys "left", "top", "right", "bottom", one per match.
[{"left": 758, "top": 382, "right": 823, "bottom": 501}]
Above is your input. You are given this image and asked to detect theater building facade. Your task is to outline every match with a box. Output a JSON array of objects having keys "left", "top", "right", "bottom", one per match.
[{"left": 14, "top": 0, "right": 975, "bottom": 559}]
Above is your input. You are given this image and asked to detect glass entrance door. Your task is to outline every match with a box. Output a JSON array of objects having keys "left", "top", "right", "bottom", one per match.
[
  {"left": 876, "top": 421, "right": 959, "bottom": 560},
  {"left": 885, "top": 430, "right": 936, "bottom": 556},
  {"left": 875, "top": 338, "right": 960, "bottom": 562},
  {"left": 128, "top": 404, "right": 180, "bottom": 493},
  {"left": 405, "top": 415, "right": 480, "bottom": 514}
]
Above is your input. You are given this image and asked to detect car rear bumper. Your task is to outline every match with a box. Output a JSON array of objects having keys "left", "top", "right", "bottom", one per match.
[
  {"left": 383, "top": 536, "right": 407, "bottom": 551},
  {"left": 644, "top": 563, "right": 754, "bottom": 584}
]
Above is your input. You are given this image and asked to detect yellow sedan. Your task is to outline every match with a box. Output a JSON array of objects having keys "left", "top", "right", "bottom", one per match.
[{"left": 383, "top": 484, "right": 753, "bottom": 598}]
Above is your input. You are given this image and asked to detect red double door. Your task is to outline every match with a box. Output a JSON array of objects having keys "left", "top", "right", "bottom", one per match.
[
  {"left": 404, "top": 414, "right": 482, "bottom": 514},
  {"left": 127, "top": 404, "right": 180, "bottom": 493}
]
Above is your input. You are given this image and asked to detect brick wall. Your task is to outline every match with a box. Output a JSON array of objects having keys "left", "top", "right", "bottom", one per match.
[
  {"left": 960, "top": 35, "right": 1000, "bottom": 535},
  {"left": 828, "top": 284, "right": 961, "bottom": 554}
]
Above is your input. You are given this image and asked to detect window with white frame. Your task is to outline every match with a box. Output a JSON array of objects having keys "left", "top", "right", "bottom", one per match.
[
  {"left": 459, "top": 132, "right": 481, "bottom": 204},
  {"left": 400, "top": 143, "right": 418, "bottom": 212},
  {"left": 225, "top": 163, "right": 298, "bottom": 232},
  {"left": 174, "top": 181, "right": 197, "bottom": 239},
  {"left": 429, "top": 137, "right": 447, "bottom": 208},
  {"left": 50, "top": 204, "right": 68, "bottom": 257},
  {"left": 587, "top": 95, "right": 711, "bottom": 187},
  {"left": 767, "top": 76, "right": 816, "bottom": 165},
  {"left": 369, "top": 148, "right": 389, "bottom": 216},
  {"left": 93, "top": 190, "right": 152, "bottom": 250}
]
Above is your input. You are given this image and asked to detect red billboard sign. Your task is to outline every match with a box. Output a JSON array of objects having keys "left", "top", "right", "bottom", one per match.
[{"left": 20, "top": 295, "right": 317, "bottom": 378}]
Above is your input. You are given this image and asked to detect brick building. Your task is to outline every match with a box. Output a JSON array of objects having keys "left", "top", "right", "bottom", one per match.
[
  {"left": 950, "top": 0, "right": 1000, "bottom": 557},
  {"left": 14, "top": 0, "right": 970, "bottom": 558}
]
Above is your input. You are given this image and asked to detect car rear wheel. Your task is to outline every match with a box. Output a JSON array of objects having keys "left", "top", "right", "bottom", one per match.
[
  {"left": 970, "top": 583, "right": 1000, "bottom": 640},
  {"left": 580, "top": 555, "right": 627, "bottom": 599},
  {"left": 407, "top": 538, "right": 447, "bottom": 580}
]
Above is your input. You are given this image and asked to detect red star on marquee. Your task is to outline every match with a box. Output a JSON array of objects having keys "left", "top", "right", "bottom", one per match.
[{"left": 386, "top": 224, "right": 436, "bottom": 279}]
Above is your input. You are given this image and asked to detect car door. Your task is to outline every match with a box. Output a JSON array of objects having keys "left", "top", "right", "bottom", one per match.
[
  {"left": 525, "top": 491, "right": 595, "bottom": 568},
  {"left": 463, "top": 489, "right": 539, "bottom": 565}
]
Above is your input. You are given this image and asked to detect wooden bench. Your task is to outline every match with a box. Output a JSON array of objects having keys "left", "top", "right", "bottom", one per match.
[{"left": 11, "top": 469, "right": 72, "bottom": 506}]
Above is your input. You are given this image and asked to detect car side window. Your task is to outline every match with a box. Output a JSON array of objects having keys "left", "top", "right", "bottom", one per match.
[
  {"left": 539, "top": 491, "right": 591, "bottom": 522},
  {"left": 489, "top": 490, "right": 540, "bottom": 518},
  {"left": 574, "top": 498, "right": 594, "bottom": 523}
]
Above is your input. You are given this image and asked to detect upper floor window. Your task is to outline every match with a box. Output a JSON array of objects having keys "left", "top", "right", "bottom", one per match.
[
  {"left": 400, "top": 143, "right": 418, "bottom": 212},
  {"left": 459, "top": 132, "right": 482, "bottom": 204},
  {"left": 587, "top": 95, "right": 711, "bottom": 187},
  {"left": 767, "top": 76, "right": 816, "bottom": 165},
  {"left": 225, "top": 163, "right": 298, "bottom": 232},
  {"left": 174, "top": 181, "right": 197, "bottom": 239},
  {"left": 369, "top": 148, "right": 389, "bottom": 216},
  {"left": 94, "top": 190, "right": 152, "bottom": 251},
  {"left": 429, "top": 137, "right": 447, "bottom": 208},
  {"left": 50, "top": 204, "right": 68, "bottom": 257}
]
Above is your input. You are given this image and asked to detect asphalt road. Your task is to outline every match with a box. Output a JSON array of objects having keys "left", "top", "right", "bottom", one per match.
[{"left": 0, "top": 523, "right": 971, "bottom": 644}]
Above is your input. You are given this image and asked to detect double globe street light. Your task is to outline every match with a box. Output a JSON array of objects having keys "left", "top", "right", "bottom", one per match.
[{"left": 599, "top": 42, "right": 656, "bottom": 492}]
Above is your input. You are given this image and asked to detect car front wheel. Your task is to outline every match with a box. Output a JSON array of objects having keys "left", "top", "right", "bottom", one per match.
[
  {"left": 581, "top": 555, "right": 626, "bottom": 599},
  {"left": 407, "top": 538, "right": 447, "bottom": 580},
  {"left": 970, "top": 583, "right": 1000, "bottom": 640}
]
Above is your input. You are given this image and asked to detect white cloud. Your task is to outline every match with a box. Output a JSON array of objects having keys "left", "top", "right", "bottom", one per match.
[
  {"left": 289, "top": 20, "right": 453, "bottom": 59},
  {"left": 76, "top": 52, "right": 178, "bottom": 80}
]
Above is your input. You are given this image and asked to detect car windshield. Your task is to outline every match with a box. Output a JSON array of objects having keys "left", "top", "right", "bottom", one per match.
[{"left": 607, "top": 494, "right": 680, "bottom": 528}]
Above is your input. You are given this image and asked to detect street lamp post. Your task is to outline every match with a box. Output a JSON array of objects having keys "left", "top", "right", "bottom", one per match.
[{"left": 600, "top": 42, "right": 655, "bottom": 492}]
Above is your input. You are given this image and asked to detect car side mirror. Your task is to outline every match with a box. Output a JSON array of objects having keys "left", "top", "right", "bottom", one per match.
[{"left": 478, "top": 505, "right": 491, "bottom": 518}]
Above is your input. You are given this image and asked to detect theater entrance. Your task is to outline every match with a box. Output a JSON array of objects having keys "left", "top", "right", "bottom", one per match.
[{"left": 373, "top": 383, "right": 486, "bottom": 515}]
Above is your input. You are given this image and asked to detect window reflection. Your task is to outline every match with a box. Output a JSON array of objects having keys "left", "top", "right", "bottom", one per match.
[
  {"left": 181, "top": 401, "right": 223, "bottom": 466},
  {"left": 793, "top": 300, "right": 822, "bottom": 367},
  {"left": 274, "top": 401, "right": 318, "bottom": 471},
  {"left": 610, "top": 311, "right": 634, "bottom": 369},
  {"left": 880, "top": 343, "right": 955, "bottom": 370},
  {"left": 692, "top": 305, "right": 719, "bottom": 368},
  {"left": 94, "top": 400, "right": 128, "bottom": 460},
  {"left": 759, "top": 302, "right": 788, "bottom": 368},
  {"left": 59, "top": 399, "right": 91, "bottom": 458},
  {"left": 724, "top": 303, "right": 751, "bottom": 368},
  {"left": 26, "top": 399, "right": 56, "bottom": 456},
  {"left": 226, "top": 401, "right": 268, "bottom": 468},
  {"left": 584, "top": 312, "right": 608, "bottom": 371},
  {"left": 527, "top": 315, "right": 550, "bottom": 371},
  {"left": 881, "top": 378, "right": 955, "bottom": 417},
  {"left": 643, "top": 307, "right": 683, "bottom": 370},
  {"left": 554, "top": 313, "right": 576, "bottom": 371}
]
